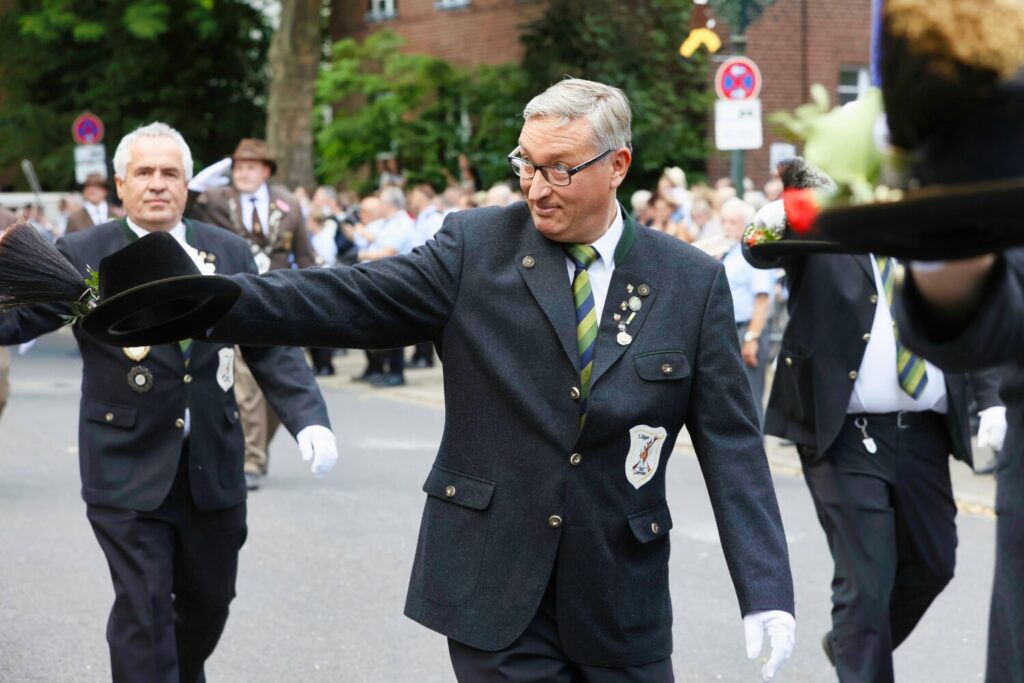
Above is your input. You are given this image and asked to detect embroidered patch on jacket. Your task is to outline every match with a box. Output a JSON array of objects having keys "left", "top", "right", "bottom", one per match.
[
  {"left": 217, "top": 347, "right": 235, "bottom": 392},
  {"left": 625, "top": 425, "right": 668, "bottom": 490}
]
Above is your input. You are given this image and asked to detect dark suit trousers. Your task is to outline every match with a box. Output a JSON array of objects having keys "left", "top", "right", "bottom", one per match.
[
  {"left": 986, "top": 437, "right": 1024, "bottom": 683},
  {"left": 801, "top": 412, "right": 957, "bottom": 683},
  {"left": 86, "top": 441, "right": 248, "bottom": 683},
  {"left": 448, "top": 573, "right": 674, "bottom": 683}
]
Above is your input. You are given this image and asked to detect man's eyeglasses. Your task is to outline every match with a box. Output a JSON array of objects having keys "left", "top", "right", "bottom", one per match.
[{"left": 507, "top": 148, "right": 614, "bottom": 187}]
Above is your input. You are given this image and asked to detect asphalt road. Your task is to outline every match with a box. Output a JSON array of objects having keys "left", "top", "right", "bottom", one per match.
[{"left": 0, "top": 331, "right": 997, "bottom": 682}]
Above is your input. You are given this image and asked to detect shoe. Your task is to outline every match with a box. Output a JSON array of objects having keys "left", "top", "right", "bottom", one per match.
[
  {"left": 245, "top": 472, "right": 262, "bottom": 491},
  {"left": 407, "top": 358, "right": 433, "bottom": 369},
  {"left": 822, "top": 631, "right": 835, "bottom": 667},
  {"left": 369, "top": 373, "right": 406, "bottom": 387},
  {"left": 352, "top": 372, "right": 382, "bottom": 383}
]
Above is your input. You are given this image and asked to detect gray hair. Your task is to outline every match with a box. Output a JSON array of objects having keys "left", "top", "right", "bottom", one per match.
[
  {"left": 720, "top": 197, "right": 756, "bottom": 225},
  {"left": 522, "top": 78, "right": 632, "bottom": 152},
  {"left": 113, "top": 122, "right": 194, "bottom": 181},
  {"left": 380, "top": 186, "right": 406, "bottom": 211}
]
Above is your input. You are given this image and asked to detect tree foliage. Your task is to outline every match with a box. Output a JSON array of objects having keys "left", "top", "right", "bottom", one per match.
[
  {"left": 520, "top": 0, "right": 713, "bottom": 195},
  {"left": 316, "top": 30, "right": 529, "bottom": 194},
  {"left": 0, "top": 0, "right": 269, "bottom": 190}
]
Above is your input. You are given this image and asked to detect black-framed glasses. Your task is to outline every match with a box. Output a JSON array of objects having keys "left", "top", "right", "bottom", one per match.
[{"left": 507, "top": 147, "right": 614, "bottom": 186}]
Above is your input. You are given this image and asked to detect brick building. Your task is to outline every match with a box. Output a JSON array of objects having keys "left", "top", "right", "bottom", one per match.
[{"left": 331, "top": 0, "right": 872, "bottom": 187}]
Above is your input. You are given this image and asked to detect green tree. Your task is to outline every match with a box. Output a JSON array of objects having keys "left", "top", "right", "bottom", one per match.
[
  {"left": 0, "top": 0, "right": 270, "bottom": 190},
  {"left": 519, "top": 0, "right": 713, "bottom": 195},
  {"left": 315, "top": 30, "right": 529, "bottom": 194}
]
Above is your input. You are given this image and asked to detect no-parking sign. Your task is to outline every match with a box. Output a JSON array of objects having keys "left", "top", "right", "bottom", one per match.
[
  {"left": 72, "top": 112, "right": 105, "bottom": 145},
  {"left": 714, "top": 57, "right": 762, "bottom": 100}
]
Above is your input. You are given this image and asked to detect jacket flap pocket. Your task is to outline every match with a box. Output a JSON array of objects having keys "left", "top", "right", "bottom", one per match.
[
  {"left": 634, "top": 351, "right": 690, "bottom": 381},
  {"left": 423, "top": 464, "right": 496, "bottom": 511},
  {"left": 84, "top": 402, "right": 138, "bottom": 429},
  {"left": 627, "top": 500, "right": 673, "bottom": 543}
]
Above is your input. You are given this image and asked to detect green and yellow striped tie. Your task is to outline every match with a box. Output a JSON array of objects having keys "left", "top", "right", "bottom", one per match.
[
  {"left": 876, "top": 256, "right": 928, "bottom": 398},
  {"left": 565, "top": 244, "right": 599, "bottom": 426}
]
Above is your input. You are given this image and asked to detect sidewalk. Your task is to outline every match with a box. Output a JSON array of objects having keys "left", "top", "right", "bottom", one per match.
[{"left": 319, "top": 350, "right": 997, "bottom": 517}]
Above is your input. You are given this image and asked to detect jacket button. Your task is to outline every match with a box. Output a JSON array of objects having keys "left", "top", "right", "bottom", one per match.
[
  {"left": 444, "top": 484, "right": 456, "bottom": 498},
  {"left": 569, "top": 386, "right": 581, "bottom": 401},
  {"left": 175, "top": 418, "right": 185, "bottom": 429},
  {"left": 233, "top": 410, "right": 240, "bottom": 419},
  {"left": 522, "top": 255, "right": 535, "bottom": 269},
  {"left": 784, "top": 357, "right": 793, "bottom": 366},
  {"left": 638, "top": 283, "right": 650, "bottom": 297},
  {"left": 863, "top": 333, "right": 871, "bottom": 342},
  {"left": 104, "top": 412, "right": 114, "bottom": 422},
  {"left": 548, "top": 515, "right": 563, "bottom": 528},
  {"left": 183, "top": 374, "right": 193, "bottom": 384},
  {"left": 661, "top": 363, "right": 673, "bottom": 375},
  {"left": 569, "top": 452, "right": 582, "bottom": 466},
  {"left": 651, "top": 522, "right": 660, "bottom": 534},
  {"left": 848, "top": 371, "right": 858, "bottom": 380},
  {"left": 869, "top": 294, "right": 879, "bottom": 304}
]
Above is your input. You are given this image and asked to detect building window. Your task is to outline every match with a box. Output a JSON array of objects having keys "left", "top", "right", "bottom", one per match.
[
  {"left": 837, "top": 66, "right": 870, "bottom": 106},
  {"left": 367, "top": 0, "right": 397, "bottom": 22},
  {"left": 435, "top": 0, "right": 471, "bottom": 10}
]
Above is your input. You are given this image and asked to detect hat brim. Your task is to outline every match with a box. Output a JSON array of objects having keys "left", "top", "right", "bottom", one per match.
[
  {"left": 814, "top": 177, "right": 1024, "bottom": 260},
  {"left": 749, "top": 237, "right": 861, "bottom": 260},
  {"left": 232, "top": 156, "right": 277, "bottom": 175},
  {"left": 80, "top": 274, "right": 241, "bottom": 347}
]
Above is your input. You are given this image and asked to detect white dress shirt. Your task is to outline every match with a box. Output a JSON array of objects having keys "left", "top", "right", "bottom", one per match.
[
  {"left": 85, "top": 201, "right": 109, "bottom": 226},
  {"left": 847, "top": 255, "right": 947, "bottom": 414},
  {"left": 125, "top": 218, "right": 193, "bottom": 435},
  {"left": 564, "top": 205, "right": 624, "bottom": 325},
  {"left": 238, "top": 184, "right": 270, "bottom": 233}
]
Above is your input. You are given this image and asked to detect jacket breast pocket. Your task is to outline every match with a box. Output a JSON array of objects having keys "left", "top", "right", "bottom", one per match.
[
  {"left": 617, "top": 500, "right": 674, "bottom": 635},
  {"left": 773, "top": 342, "right": 814, "bottom": 428},
  {"left": 633, "top": 351, "right": 690, "bottom": 382},
  {"left": 417, "top": 464, "right": 496, "bottom": 606}
]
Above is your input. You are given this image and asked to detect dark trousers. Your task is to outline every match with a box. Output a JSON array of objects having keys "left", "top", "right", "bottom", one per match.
[
  {"left": 308, "top": 347, "right": 334, "bottom": 373},
  {"left": 448, "top": 575, "right": 674, "bottom": 683},
  {"left": 801, "top": 412, "right": 957, "bottom": 683},
  {"left": 411, "top": 342, "right": 434, "bottom": 365},
  {"left": 86, "top": 442, "right": 248, "bottom": 683}
]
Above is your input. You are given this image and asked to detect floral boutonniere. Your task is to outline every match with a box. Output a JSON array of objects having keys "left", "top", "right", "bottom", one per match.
[
  {"left": 274, "top": 198, "right": 290, "bottom": 213},
  {"left": 743, "top": 199, "right": 788, "bottom": 247},
  {"left": 60, "top": 266, "right": 99, "bottom": 326}
]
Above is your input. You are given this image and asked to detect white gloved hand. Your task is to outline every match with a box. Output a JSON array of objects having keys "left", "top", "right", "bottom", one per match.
[
  {"left": 296, "top": 425, "right": 338, "bottom": 478},
  {"left": 744, "top": 610, "right": 796, "bottom": 681},
  {"left": 978, "top": 406, "right": 1008, "bottom": 452},
  {"left": 187, "top": 157, "right": 232, "bottom": 192}
]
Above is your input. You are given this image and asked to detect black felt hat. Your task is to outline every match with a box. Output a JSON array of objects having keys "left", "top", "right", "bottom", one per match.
[{"left": 80, "top": 232, "right": 240, "bottom": 347}]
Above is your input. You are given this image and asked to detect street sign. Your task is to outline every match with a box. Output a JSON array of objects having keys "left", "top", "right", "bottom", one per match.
[
  {"left": 74, "top": 144, "right": 107, "bottom": 184},
  {"left": 715, "top": 99, "right": 763, "bottom": 151},
  {"left": 72, "top": 111, "right": 105, "bottom": 145},
  {"left": 714, "top": 57, "right": 762, "bottom": 100}
]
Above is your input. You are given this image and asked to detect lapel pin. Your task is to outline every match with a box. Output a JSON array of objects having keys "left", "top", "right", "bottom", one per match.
[
  {"left": 127, "top": 366, "right": 154, "bottom": 393},
  {"left": 628, "top": 296, "right": 642, "bottom": 312},
  {"left": 522, "top": 255, "right": 536, "bottom": 269},
  {"left": 638, "top": 284, "right": 651, "bottom": 297}
]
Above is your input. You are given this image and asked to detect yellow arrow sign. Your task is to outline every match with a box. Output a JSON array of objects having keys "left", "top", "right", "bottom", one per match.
[{"left": 680, "top": 27, "right": 722, "bottom": 58}]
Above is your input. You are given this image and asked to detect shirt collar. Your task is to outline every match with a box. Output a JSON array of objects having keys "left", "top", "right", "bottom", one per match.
[
  {"left": 126, "top": 217, "right": 186, "bottom": 243},
  {"left": 241, "top": 184, "right": 270, "bottom": 205},
  {"left": 588, "top": 203, "right": 624, "bottom": 268}
]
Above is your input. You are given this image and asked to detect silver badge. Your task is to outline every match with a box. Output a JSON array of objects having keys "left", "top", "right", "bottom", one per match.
[
  {"left": 617, "top": 331, "right": 633, "bottom": 346},
  {"left": 628, "top": 296, "right": 642, "bottom": 312},
  {"left": 127, "top": 366, "right": 154, "bottom": 393}
]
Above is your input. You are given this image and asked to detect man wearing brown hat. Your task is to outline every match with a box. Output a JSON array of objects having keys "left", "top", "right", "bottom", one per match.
[
  {"left": 66, "top": 172, "right": 111, "bottom": 234},
  {"left": 186, "top": 139, "right": 316, "bottom": 490}
]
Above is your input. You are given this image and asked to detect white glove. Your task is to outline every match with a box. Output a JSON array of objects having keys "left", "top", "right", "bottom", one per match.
[
  {"left": 187, "top": 157, "right": 232, "bottom": 192},
  {"left": 296, "top": 425, "right": 338, "bottom": 478},
  {"left": 744, "top": 610, "right": 796, "bottom": 681},
  {"left": 978, "top": 406, "right": 1008, "bottom": 452}
]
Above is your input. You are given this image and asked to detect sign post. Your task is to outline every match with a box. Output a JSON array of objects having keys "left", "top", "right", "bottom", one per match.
[{"left": 71, "top": 111, "right": 107, "bottom": 184}]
